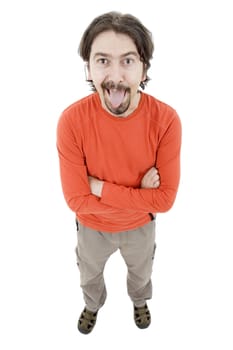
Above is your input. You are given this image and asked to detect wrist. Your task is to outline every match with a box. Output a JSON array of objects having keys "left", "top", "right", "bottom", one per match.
[
  {"left": 88, "top": 176, "right": 104, "bottom": 197},
  {"left": 96, "top": 180, "right": 104, "bottom": 197}
]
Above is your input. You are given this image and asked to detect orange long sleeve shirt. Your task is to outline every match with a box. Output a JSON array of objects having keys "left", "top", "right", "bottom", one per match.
[{"left": 57, "top": 92, "right": 182, "bottom": 232}]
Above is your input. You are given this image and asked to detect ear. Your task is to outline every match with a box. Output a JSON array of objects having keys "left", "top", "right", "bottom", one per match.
[
  {"left": 141, "top": 68, "right": 147, "bottom": 82},
  {"left": 84, "top": 62, "right": 92, "bottom": 81}
]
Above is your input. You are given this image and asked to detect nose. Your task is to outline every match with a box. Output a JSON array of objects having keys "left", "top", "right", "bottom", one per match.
[{"left": 107, "top": 62, "right": 124, "bottom": 83}]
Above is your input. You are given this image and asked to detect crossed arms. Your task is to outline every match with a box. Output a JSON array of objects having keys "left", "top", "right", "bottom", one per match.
[
  {"left": 89, "top": 167, "right": 160, "bottom": 197},
  {"left": 57, "top": 111, "right": 181, "bottom": 215}
]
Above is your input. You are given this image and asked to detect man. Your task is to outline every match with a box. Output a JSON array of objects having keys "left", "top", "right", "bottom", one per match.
[{"left": 57, "top": 11, "right": 181, "bottom": 334}]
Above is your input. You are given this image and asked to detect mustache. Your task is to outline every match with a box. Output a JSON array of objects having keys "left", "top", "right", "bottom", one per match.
[{"left": 101, "top": 81, "right": 130, "bottom": 92}]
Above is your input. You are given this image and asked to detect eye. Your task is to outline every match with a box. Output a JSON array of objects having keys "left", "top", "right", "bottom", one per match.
[
  {"left": 97, "top": 58, "right": 109, "bottom": 65},
  {"left": 122, "top": 57, "right": 134, "bottom": 66}
]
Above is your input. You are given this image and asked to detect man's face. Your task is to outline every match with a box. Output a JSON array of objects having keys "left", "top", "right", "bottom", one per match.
[{"left": 88, "top": 30, "right": 146, "bottom": 116}]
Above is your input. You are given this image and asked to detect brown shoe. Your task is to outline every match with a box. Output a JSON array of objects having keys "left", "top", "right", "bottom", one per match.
[
  {"left": 134, "top": 303, "right": 151, "bottom": 329},
  {"left": 78, "top": 307, "right": 98, "bottom": 334}
]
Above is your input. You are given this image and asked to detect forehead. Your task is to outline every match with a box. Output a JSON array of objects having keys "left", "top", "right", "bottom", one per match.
[{"left": 90, "top": 30, "right": 138, "bottom": 57}]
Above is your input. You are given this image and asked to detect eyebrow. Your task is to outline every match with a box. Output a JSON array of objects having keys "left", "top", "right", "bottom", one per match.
[{"left": 93, "top": 51, "right": 139, "bottom": 59}]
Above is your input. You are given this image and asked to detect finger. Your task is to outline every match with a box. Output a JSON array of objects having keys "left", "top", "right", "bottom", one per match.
[
  {"left": 145, "top": 167, "right": 156, "bottom": 177},
  {"left": 153, "top": 173, "right": 160, "bottom": 181},
  {"left": 148, "top": 168, "right": 158, "bottom": 180},
  {"left": 153, "top": 180, "right": 160, "bottom": 188},
  {"left": 149, "top": 174, "right": 159, "bottom": 185}
]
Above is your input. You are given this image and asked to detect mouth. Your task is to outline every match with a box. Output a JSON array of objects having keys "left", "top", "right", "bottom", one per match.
[
  {"left": 101, "top": 81, "right": 130, "bottom": 114},
  {"left": 106, "top": 88, "right": 127, "bottom": 109}
]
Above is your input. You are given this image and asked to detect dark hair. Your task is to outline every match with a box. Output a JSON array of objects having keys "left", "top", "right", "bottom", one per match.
[{"left": 78, "top": 11, "right": 154, "bottom": 89}]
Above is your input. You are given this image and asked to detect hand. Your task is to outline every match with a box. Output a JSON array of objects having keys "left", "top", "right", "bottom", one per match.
[
  {"left": 141, "top": 167, "right": 160, "bottom": 189},
  {"left": 88, "top": 176, "right": 104, "bottom": 197}
]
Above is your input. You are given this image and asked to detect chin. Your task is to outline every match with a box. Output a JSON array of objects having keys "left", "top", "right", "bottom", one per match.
[{"left": 108, "top": 102, "right": 130, "bottom": 115}]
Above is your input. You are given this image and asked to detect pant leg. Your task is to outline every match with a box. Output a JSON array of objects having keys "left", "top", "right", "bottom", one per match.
[
  {"left": 75, "top": 223, "right": 118, "bottom": 312},
  {"left": 119, "top": 220, "right": 156, "bottom": 307}
]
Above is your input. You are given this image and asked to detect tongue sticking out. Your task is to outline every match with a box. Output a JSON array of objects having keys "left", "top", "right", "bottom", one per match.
[{"left": 108, "top": 89, "right": 125, "bottom": 108}]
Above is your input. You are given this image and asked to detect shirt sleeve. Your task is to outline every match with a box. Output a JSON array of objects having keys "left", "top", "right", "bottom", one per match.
[
  {"left": 56, "top": 112, "right": 116, "bottom": 215},
  {"left": 100, "top": 114, "right": 182, "bottom": 213}
]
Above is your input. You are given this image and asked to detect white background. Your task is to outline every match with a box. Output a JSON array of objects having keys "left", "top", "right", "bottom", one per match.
[{"left": 0, "top": 0, "right": 232, "bottom": 349}]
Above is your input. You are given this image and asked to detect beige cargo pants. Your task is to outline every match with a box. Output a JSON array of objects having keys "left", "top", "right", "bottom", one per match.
[{"left": 75, "top": 219, "right": 156, "bottom": 312}]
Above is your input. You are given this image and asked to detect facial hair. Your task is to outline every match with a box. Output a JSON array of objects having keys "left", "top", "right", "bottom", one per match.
[{"left": 101, "top": 81, "right": 131, "bottom": 116}]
